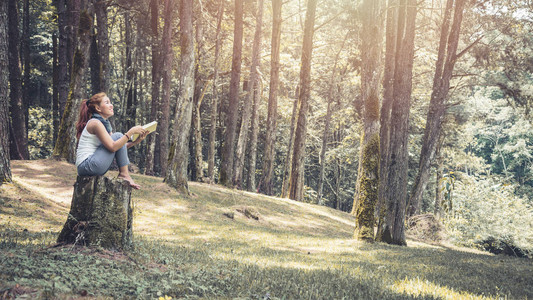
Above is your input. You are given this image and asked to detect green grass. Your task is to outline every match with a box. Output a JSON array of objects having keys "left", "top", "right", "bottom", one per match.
[{"left": 1, "top": 159, "right": 532, "bottom": 299}]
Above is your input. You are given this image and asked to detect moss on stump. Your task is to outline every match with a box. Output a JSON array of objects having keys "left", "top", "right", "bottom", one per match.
[{"left": 57, "top": 176, "right": 134, "bottom": 250}]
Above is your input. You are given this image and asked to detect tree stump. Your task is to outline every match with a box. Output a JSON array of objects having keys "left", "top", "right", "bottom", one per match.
[{"left": 57, "top": 176, "right": 134, "bottom": 250}]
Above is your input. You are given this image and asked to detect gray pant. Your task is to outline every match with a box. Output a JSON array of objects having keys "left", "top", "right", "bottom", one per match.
[{"left": 77, "top": 132, "right": 130, "bottom": 176}]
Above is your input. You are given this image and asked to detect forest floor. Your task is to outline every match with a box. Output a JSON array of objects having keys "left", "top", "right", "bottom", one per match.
[{"left": 0, "top": 159, "right": 532, "bottom": 299}]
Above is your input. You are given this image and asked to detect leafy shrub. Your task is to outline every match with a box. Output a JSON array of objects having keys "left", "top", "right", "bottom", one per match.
[
  {"left": 28, "top": 107, "right": 54, "bottom": 159},
  {"left": 444, "top": 172, "right": 533, "bottom": 257}
]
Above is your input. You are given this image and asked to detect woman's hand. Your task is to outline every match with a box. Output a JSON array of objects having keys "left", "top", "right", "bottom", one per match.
[{"left": 126, "top": 126, "right": 149, "bottom": 148}]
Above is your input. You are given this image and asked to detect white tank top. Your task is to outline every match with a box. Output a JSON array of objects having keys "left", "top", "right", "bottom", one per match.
[{"left": 75, "top": 120, "right": 102, "bottom": 166}]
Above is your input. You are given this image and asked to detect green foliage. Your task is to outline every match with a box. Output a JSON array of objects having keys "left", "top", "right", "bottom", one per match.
[
  {"left": 444, "top": 172, "right": 533, "bottom": 256},
  {"left": 28, "top": 107, "right": 53, "bottom": 159}
]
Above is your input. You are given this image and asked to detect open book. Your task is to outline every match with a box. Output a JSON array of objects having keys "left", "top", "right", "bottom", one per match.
[{"left": 131, "top": 121, "right": 157, "bottom": 142}]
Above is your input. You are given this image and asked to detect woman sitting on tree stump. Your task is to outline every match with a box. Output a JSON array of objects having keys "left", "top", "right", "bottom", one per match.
[{"left": 75, "top": 92, "right": 147, "bottom": 189}]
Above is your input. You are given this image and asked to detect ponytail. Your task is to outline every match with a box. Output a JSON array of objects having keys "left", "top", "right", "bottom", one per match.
[
  {"left": 76, "top": 100, "right": 91, "bottom": 139},
  {"left": 75, "top": 92, "right": 107, "bottom": 139}
]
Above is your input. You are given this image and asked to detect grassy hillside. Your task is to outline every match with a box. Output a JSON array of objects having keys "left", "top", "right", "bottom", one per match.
[{"left": 1, "top": 159, "right": 532, "bottom": 299}]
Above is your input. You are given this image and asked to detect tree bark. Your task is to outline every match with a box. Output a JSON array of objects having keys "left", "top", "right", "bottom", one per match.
[
  {"left": 0, "top": 0, "right": 11, "bottom": 184},
  {"left": 95, "top": 0, "right": 109, "bottom": 92},
  {"left": 207, "top": 0, "right": 224, "bottom": 183},
  {"left": 376, "top": 0, "right": 398, "bottom": 242},
  {"left": 219, "top": 0, "right": 244, "bottom": 187},
  {"left": 7, "top": 0, "right": 29, "bottom": 160},
  {"left": 380, "top": 0, "right": 417, "bottom": 245},
  {"left": 55, "top": 0, "right": 69, "bottom": 117},
  {"left": 192, "top": 19, "right": 205, "bottom": 181},
  {"left": 52, "top": 33, "right": 59, "bottom": 147},
  {"left": 233, "top": 0, "right": 264, "bottom": 188},
  {"left": 258, "top": 0, "right": 282, "bottom": 195},
  {"left": 352, "top": 0, "right": 384, "bottom": 242},
  {"left": 407, "top": 0, "right": 466, "bottom": 218},
  {"left": 57, "top": 176, "right": 134, "bottom": 250},
  {"left": 144, "top": 0, "right": 161, "bottom": 176},
  {"left": 53, "top": 0, "right": 94, "bottom": 163},
  {"left": 281, "top": 95, "right": 299, "bottom": 198},
  {"left": 158, "top": 0, "right": 174, "bottom": 177},
  {"left": 247, "top": 83, "right": 262, "bottom": 191},
  {"left": 22, "top": 0, "right": 30, "bottom": 115},
  {"left": 165, "top": 0, "right": 195, "bottom": 193},
  {"left": 288, "top": 0, "right": 317, "bottom": 201}
]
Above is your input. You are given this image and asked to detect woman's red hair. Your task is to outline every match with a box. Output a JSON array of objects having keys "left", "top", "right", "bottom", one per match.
[{"left": 76, "top": 92, "right": 107, "bottom": 139}]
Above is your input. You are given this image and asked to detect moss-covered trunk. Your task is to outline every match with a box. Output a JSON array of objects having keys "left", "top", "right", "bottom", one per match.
[
  {"left": 352, "top": 0, "right": 384, "bottom": 241},
  {"left": 52, "top": 3, "right": 94, "bottom": 163},
  {"left": 57, "top": 176, "right": 134, "bottom": 250}
]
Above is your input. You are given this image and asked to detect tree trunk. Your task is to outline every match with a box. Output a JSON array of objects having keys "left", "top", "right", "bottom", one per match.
[
  {"left": 158, "top": 0, "right": 174, "bottom": 177},
  {"left": 318, "top": 98, "right": 333, "bottom": 205},
  {"left": 57, "top": 176, "right": 134, "bottom": 250},
  {"left": 124, "top": 12, "right": 135, "bottom": 131},
  {"left": 288, "top": 0, "right": 317, "bottom": 201},
  {"left": 407, "top": 0, "right": 466, "bottom": 218},
  {"left": 7, "top": 0, "right": 29, "bottom": 160},
  {"left": 352, "top": 0, "right": 384, "bottom": 242},
  {"left": 247, "top": 84, "right": 262, "bottom": 191},
  {"left": 375, "top": 0, "right": 398, "bottom": 242},
  {"left": 281, "top": 95, "right": 299, "bottom": 198},
  {"left": 90, "top": 33, "right": 101, "bottom": 94},
  {"left": 95, "top": 0, "right": 109, "bottom": 92},
  {"left": 144, "top": 0, "right": 161, "bottom": 176},
  {"left": 22, "top": 0, "right": 30, "bottom": 118},
  {"left": 233, "top": 0, "right": 264, "bottom": 188},
  {"left": 52, "top": 33, "right": 59, "bottom": 147},
  {"left": 165, "top": 0, "right": 195, "bottom": 193},
  {"left": 207, "top": 0, "right": 224, "bottom": 183},
  {"left": 434, "top": 154, "right": 443, "bottom": 220},
  {"left": 219, "top": 0, "right": 244, "bottom": 187},
  {"left": 381, "top": 0, "right": 417, "bottom": 245},
  {"left": 55, "top": 0, "right": 69, "bottom": 117},
  {"left": 53, "top": 0, "right": 94, "bottom": 163},
  {"left": 258, "top": 0, "right": 282, "bottom": 195},
  {"left": 192, "top": 19, "right": 205, "bottom": 181},
  {"left": 0, "top": 0, "right": 11, "bottom": 184}
]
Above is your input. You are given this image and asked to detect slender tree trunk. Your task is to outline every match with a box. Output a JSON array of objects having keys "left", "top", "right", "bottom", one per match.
[
  {"left": 234, "top": 0, "right": 264, "bottom": 188},
  {"left": 352, "top": 0, "right": 384, "bottom": 242},
  {"left": 0, "top": 0, "right": 11, "bottom": 184},
  {"left": 22, "top": 0, "right": 30, "bottom": 117},
  {"left": 376, "top": 0, "right": 398, "bottom": 242},
  {"left": 52, "top": 33, "right": 59, "bottom": 147},
  {"left": 247, "top": 86, "right": 261, "bottom": 191},
  {"left": 219, "top": 0, "right": 244, "bottom": 187},
  {"left": 95, "top": 0, "right": 109, "bottom": 92},
  {"left": 124, "top": 12, "right": 135, "bottom": 131},
  {"left": 192, "top": 19, "right": 205, "bottom": 181},
  {"left": 381, "top": 0, "right": 417, "bottom": 245},
  {"left": 407, "top": 0, "right": 466, "bottom": 218},
  {"left": 55, "top": 0, "right": 69, "bottom": 116},
  {"left": 318, "top": 98, "right": 333, "bottom": 205},
  {"left": 53, "top": 0, "right": 94, "bottom": 163},
  {"left": 281, "top": 95, "right": 299, "bottom": 198},
  {"left": 259, "top": 0, "right": 282, "bottom": 195},
  {"left": 144, "top": 0, "right": 161, "bottom": 176},
  {"left": 434, "top": 153, "right": 443, "bottom": 220},
  {"left": 166, "top": 0, "right": 195, "bottom": 193},
  {"left": 90, "top": 33, "right": 101, "bottom": 94},
  {"left": 207, "top": 0, "right": 224, "bottom": 183},
  {"left": 7, "top": 0, "right": 29, "bottom": 160},
  {"left": 158, "top": 0, "right": 174, "bottom": 177},
  {"left": 288, "top": 0, "right": 317, "bottom": 201},
  {"left": 66, "top": 0, "right": 81, "bottom": 76}
]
